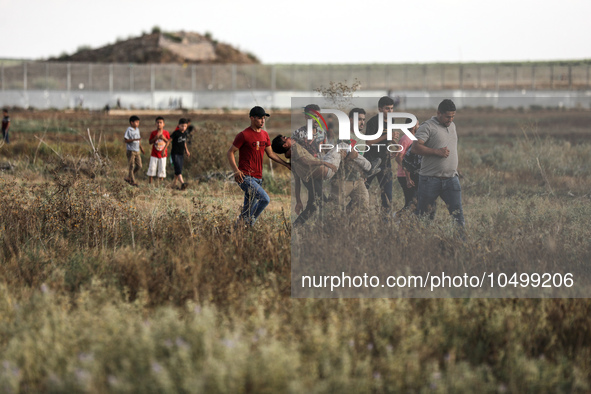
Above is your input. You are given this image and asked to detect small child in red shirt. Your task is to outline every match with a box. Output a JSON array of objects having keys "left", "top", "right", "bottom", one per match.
[{"left": 147, "top": 116, "right": 170, "bottom": 186}]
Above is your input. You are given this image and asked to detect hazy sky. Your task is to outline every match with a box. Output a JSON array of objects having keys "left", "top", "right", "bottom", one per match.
[{"left": 3, "top": 0, "right": 590, "bottom": 64}]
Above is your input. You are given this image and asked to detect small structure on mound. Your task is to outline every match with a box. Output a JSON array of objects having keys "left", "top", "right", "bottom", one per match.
[{"left": 52, "top": 31, "right": 259, "bottom": 64}]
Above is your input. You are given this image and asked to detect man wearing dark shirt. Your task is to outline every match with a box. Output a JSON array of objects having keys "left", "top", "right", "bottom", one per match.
[{"left": 364, "top": 96, "right": 399, "bottom": 214}]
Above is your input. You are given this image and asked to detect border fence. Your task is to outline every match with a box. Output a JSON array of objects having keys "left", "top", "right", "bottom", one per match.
[
  {"left": 1, "top": 61, "right": 590, "bottom": 92},
  {"left": 0, "top": 61, "right": 590, "bottom": 110}
]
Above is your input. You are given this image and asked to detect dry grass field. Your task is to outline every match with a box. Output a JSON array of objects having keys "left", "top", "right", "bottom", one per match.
[{"left": 0, "top": 107, "right": 590, "bottom": 392}]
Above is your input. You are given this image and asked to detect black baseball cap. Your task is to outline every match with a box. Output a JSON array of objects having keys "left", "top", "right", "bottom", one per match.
[{"left": 249, "top": 106, "right": 270, "bottom": 117}]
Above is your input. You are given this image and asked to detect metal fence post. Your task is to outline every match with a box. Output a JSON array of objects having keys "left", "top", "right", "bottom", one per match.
[
  {"left": 459, "top": 65, "right": 463, "bottom": 90},
  {"left": 495, "top": 66, "right": 499, "bottom": 91},
  {"left": 23, "top": 62, "right": 27, "bottom": 91},
  {"left": 191, "top": 65, "right": 196, "bottom": 91},
  {"left": 403, "top": 65, "right": 408, "bottom": 90},
  {"left": 129, "top": 64, "right": 134, "bottom": 91},
  {"left": 67, "top": 63, "right": 71, "bottom": 92},
  {"left": 271, "top": 65, "right": 276, "bottom": 91},
  {"left": 568, "top": 65, "right": 572, "bottom": 90},
  {"left": 46, "top": 62, "right": 49, "bottom": 90},
  {"left": 531, "top": 65, "right": 536, "bottom": 90},
  {"left": 212, "top": 65, "right": 216, "bottom": 90},
  {"left": 109, "top": 64, "right": 113, "bottom": 93},
  {"left": 513, "top": 65, "right": 517, "bottom": 89},
  {"left": 88, "top": 63, "right": 92, "bottom": 90},
  {"left": 170, "top": 65, "right": 175, "bottom": 90},
  {"left": 150, "top": 64, "right": 155, "bottom": 91},
  {"left": 1, "top": 63, "right": 4, "bottom": 90}
]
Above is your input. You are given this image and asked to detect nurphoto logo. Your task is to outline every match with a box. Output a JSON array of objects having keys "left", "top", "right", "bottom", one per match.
[{"left": 306, "top": 109, "right": 418, "bottom": 153}]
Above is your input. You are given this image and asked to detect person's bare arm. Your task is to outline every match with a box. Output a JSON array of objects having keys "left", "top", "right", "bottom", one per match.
[
  {"left": 163, "top": 134, "right": 171, "bottom": 151},
  {"left": 149, "top": 132, "right": 159, "bottom": 144},
  {"left": 290, "top": 145, "right": 336, "bottom": 178},
  {"left": 344, "top": 150, "right": 359, "bottom": 161},
  {"left": 411, "top": 139, "right": 449, "bottom": 158},
  {"left": 405, "top": 169, "right": 415, "bottom": 187},
  {"left": 295, "top": 152, "right": 330, "bottom": 168},
  {"left": 227, "top": 145, "right": 244, "bottom": 183},
  {"left": 265, "top": 146, "right": 291, "bottom": 170},
  {"left": 124, "top": 130, "right": 140, "bottom": 144}
]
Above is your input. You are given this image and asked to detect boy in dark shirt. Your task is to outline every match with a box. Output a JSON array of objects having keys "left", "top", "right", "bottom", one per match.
[
  {"left": 170, "top": 118, "right": 191, "bottom": 190},
  {"left": 2, "top": 109, "right": 10, "bottom": 144},
  {"left": 364, "top": 96, "right": 400, "bottom": 215}
]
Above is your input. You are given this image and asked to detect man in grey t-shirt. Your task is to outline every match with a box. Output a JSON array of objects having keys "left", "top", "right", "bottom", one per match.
[{"left": 412, "top": 99, "right": 465, "bottom": 227}]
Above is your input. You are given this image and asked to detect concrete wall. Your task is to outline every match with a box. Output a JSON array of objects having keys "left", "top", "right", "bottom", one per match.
[{"left": 1, "top": 89, "right": 590, "bottom": 110}]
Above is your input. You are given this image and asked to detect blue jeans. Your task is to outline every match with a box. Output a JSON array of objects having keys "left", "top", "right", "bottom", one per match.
[
  {"left": 416, "top": 175, "right": 465, "bottom": 227},
  {"left": 238, "top": 176, "right": 270, "bottom": 226}
]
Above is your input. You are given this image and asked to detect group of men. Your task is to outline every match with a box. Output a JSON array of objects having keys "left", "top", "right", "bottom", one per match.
[{"left": 228, "top": 98, "right": 464, "bottom": 230}]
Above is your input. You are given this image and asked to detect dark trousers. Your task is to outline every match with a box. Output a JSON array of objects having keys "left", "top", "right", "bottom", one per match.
[
  {"left": 294, "top": 178, "right": 324, "bottom": 226},
  {"left": 397, "top": 173, "right": 419, "bottom": 210},
  {"left": 365, "top": 168, "right": 393, "bottom": 213}
]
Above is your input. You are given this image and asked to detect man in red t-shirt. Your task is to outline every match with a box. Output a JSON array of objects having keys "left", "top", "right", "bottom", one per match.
[
  {"left": 147, "top": 116, "right": 171, "bottom": 185},
  {"left": 227, "top": 106, "right": 291, "bottom": 227}
]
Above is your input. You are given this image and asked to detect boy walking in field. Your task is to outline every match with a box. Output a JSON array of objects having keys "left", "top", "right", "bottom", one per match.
[
  {"left": 123, "top": 115, "right": 144, "bottom": 186},
  {"left": 147, "top": 116, "right": 170, "bottom": 186},
  {"left": 170, "top": 118, "right": 191, "bottom": 190},
  {"left": 2, "top": 109, "right": 10, "bottom": 144}
]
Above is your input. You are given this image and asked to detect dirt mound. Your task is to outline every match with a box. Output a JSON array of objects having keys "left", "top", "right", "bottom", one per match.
[{"left": 52, "top": 32, "right": 259, "bottom": 64}]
